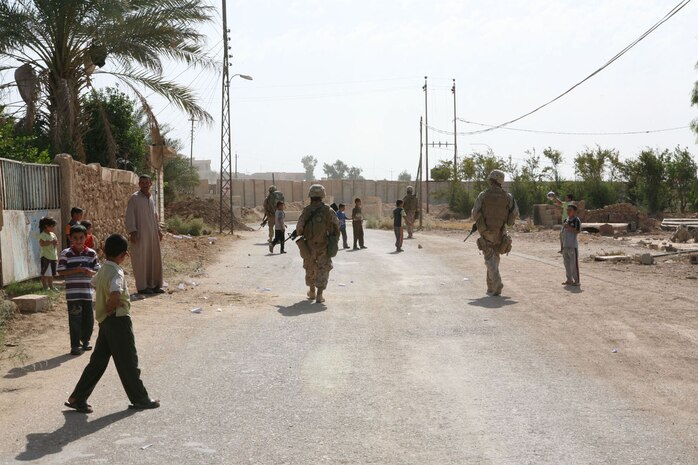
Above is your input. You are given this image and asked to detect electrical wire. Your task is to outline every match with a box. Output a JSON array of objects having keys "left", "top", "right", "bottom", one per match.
[
  {"left": 428, "top": 122, "right": 691, "bottom": 137},
  {"left": 462, "top": 0, "right": 693, "bottom": 135}
]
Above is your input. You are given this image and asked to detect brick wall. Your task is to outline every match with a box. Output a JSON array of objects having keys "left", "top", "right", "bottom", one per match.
[{"left": 54, "top": 154, "right": 139, "bottom": 249}]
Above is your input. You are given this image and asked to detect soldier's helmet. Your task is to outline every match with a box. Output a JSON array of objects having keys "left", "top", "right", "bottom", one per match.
[
  {"left": 268, "top": 185, "right": 277, "bottom": 193},
  {"left": 406, "top": 186, "right": 414, "bottom": 194},
  {"left": 488, "top": 170, "right": 505, "bottom": 185},
  {"left": 308, "top": 184, "right": 326, "bottom": 199}
]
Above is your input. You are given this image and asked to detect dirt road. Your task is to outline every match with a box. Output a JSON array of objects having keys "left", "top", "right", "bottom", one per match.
[{"left": 1, "top": 228, "right": 696, "bottom": 464}]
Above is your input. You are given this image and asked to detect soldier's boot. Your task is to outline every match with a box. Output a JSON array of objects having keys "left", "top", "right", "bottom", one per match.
[
  {"left": 492, "top": 283, "right": 504, "bottom": 297},
  {"left": 315, "top": 288, "right": 325, "bottom": 303},
  {"left": 307, "top": 286, "right": 316, "bottom": 300}
]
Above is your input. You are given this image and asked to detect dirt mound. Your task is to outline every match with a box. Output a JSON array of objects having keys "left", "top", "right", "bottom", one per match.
[{"left": 166, "top": 197, "right": 253, "bottom": 231}]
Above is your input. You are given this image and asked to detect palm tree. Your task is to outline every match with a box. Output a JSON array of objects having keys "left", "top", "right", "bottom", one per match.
[{"left": 0, "top": 0, "right": 215, "bottom": 165}]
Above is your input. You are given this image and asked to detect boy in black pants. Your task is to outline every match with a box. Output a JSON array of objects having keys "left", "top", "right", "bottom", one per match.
[
  {"left": 269, "top": 201, "right": 287, "bottom": 254},
  {"left": 392, "top": 200, "right": 406, "bottom": 252},
  {"left": 64, "top": 234, "right": 159, "bottom": 413}
]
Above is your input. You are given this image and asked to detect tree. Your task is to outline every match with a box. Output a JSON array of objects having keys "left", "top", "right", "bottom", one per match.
[
  {"left": 83, "top": 87, "right": 147, "bottom": 171},
  {"left": 666, "top": 146, "right": 698, "bottom": 214},
  {"left": 621, "top": 149, "right": 670, "bottom": 214},
  {"left": 508, "top": 151, "right": 546, "bottom": 217},
  {"left": 430, "top": 160, "right": 453, "bottom": 181},
  {"left": 397, "top": 170, "right": 412, "bottom": 182},
  {"left": 301, "top": 155, "right": 318, "bottom": 181},
  {"left": 322, "top": 159, "right": 363, "bottom": 180},
  {"left": 542, "top": 147, "right": 564, "bottom": 190},
  {"left": 346, "top": 166, "right": 364, "bottom": 180},
  {"left": 0, "top": 0, "right": 214, "bottom": 162},
  {"left": 0, "top": 112, "right": 50, "bottom": 163},
  {"left": 574, "top": 146, "right": 621, "bottom": 208},
  {"left": 461, "top": 151, "right": 506, "bottom": 192},
  {"left": 163, "top": 154, "right": 200, "bottom": 205}
]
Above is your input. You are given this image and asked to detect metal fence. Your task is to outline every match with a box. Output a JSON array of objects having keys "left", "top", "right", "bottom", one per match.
[{"left": 0, "top": 158, "right": 60, "bottom": 211}]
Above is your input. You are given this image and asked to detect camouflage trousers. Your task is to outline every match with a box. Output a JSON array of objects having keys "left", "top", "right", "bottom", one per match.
[
  {"left": 406, "top": 210, "right": 416, "bottom": 237},
  {"left": 304, "top": 247, "right": 333, "bottom": 290},
  {"left": 267, "top": 222, "right": 275, "bottom": 242},
  {"left": 480, "top": 231, "right": 503, "bottom": 294}
]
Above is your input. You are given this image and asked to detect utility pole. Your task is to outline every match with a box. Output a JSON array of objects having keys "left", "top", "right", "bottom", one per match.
[
  {"left": 418, "top": 117, "right": 423, "bottom": 230},
  {"left": 219, "top": 0, "right": 233, "bottom": 233},
  {"left": 451, "top": 79, "right": 458, "bottom": 180},
  {"left": 189, "top": 117, "right": 197, "bottom": 167},
  {"left": 423, "top": 76, "right": 429, "bottom": 214}
]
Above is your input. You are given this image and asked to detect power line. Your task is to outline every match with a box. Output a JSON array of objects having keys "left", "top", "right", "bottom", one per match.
[
  {"left": 466, "top": 0, "right": 693, "bottom": 135},
  {"left": 429, "top": 122, "right": 691, "bottom": 137}
]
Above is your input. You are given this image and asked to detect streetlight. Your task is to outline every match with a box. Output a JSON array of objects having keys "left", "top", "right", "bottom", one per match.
[{"left": 219, "top": 71, "right": 253, "bottom": 233}]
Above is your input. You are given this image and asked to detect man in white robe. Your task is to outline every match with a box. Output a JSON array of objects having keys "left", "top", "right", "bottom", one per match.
[{"left": 125, "top": 175, "right": 164, "bottom": 295}]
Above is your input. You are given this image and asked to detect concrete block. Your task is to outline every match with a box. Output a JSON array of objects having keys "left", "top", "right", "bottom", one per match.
[
  {"left": 285, "top": 211, "right": 301, "bottom": 222},
  {"left": 638, "top": 253, "right": 654, "bottom": 266},
  {"left": 12, "top": 294, "right": 49, "bottom": 313}
]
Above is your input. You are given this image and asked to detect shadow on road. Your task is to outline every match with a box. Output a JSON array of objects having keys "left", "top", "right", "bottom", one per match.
[
  {"left": 467, "top": 296, "right": 518, "bottom": 309},
  {"left": 276, "top": 300, "right": 327, "bottom": 317},
  {"left": 3, "top": 354, "right": 75, "bottom": 379},
  {"left": 16, "top": 409, "right": 136, "bottom": 461}
]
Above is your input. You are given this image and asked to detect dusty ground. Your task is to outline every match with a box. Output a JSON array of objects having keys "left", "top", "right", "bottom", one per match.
[{"left": 0, "top": 225, "right": 696, "bottom": 464}]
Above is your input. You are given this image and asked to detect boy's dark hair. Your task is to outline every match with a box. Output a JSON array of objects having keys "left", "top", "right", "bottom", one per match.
[
  {"left": 567, "top": 204, "right": 578, "bottom": 212},
  {"left": 104, "top": 234, "right": 128, "bottom": 258},
  {"left": 338, "top": 203, "right": 345, "bottom": 208},
  {"left": 565, "top": 194, "right": 574, "bottom": 201},
  {"left": 276, "top": 201, "right": 284, "bottom": 207},
  {"left": 354, "top": 198, "right": 361, "bottom": 203},
  {"left": 39, "top": 216, "right": 57, "bottom": 232},
  {"left": 69, "top": 224, "right": 87, "bottom": 236},
  {"left": 396, "top": 200, "right": 404, "bottom": 206},
  {"left": 70, "top": 207, "right": 83, "bottom": 217},
  {"left": 81, "top": 220, "right": 92, "bottom": 230}
]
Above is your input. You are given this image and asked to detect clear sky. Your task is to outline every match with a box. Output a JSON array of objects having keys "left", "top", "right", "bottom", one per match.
[{"left": 135, "top": 1, "right": 698, "bottom": 179}]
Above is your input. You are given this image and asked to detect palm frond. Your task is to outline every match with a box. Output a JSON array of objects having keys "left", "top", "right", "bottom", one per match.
[{"left": 104, "top": 69, "right": 213, "bottom": 125}]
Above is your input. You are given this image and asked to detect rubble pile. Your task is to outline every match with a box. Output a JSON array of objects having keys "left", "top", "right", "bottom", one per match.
[
  {"left": 580, "top": 203, "right": 658, "bottom": 232},
  {"left": 166, "top": 197, "right": 253, "bottom": 231}
]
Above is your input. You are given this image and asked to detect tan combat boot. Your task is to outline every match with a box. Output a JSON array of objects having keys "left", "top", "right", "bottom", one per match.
[
  {"left": 315, "top": 288, "right": 325, "bottom": 303},
  {"left": 307, "top": 286, "right": 316, "bottom": 300}
]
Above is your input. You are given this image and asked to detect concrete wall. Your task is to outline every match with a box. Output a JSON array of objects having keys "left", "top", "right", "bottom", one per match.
[
  {"left": 223, "top": 178, "right": 470, "bottom": 208},
  {"left": 54, "top": 154, "right": 140, "bottom": 250},
  {"left": 1, "top": 209, "right": 62, "bottom": 284}
]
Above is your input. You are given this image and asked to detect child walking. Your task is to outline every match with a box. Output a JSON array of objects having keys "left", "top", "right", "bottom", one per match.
[
  {"left": 337, "top": 203, "right": 349, "bottom": 249},
  {"left": 392, "top": 200, "right": 406, "bottom": 252},
  {"left": 561, "top": 204, "right": 581, "bottom": 287},
  {"left": 58, "top": 225, "right": 99, "bottom": 355},
  {"left": 38, "top": 217, "right": 59, "bottom": 291},
  {"left": 351, "top": 198, "right": 366, "bottom": 250},
  {"left": 269, "top": 201, "right": 287, "bottom": 254},
  {"left": 65, "top": 234, "right": 159, "bottom": 413}
]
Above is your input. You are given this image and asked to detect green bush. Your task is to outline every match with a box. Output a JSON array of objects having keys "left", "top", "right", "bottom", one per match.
[
  {"left": 0, "top": 299, "right": 17, "bottom": 346},
  {"left": 365, "top": 216, "right": 392, "bottom": 230},
  {"left": 166, "top": 215, "right": 205, "bottom": 236}
]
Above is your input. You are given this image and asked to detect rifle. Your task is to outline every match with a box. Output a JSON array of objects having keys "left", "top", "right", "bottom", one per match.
[
  {"left": 283, "top": 230, "right": 298, "bottom": 243},
  {"left": 463, "top": 223, "right": 478, "bottom": 242},
  {"left": 259, "top": 215, "right": 268, "bottom": 230}
]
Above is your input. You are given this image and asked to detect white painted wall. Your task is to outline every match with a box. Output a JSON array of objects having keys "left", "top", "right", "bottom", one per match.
[{"left": 1, "top": 209, "right": 62, "bottom": 284}]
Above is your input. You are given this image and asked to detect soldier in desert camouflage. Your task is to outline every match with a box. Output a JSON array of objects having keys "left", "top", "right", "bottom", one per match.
[
  {"left": 471, "top": 170, "right": 519, "bottom": 296},
  {"left": 295, "top": 184, "right": 340, "bottom": 303},
  {"left": 402, "top": 185, "right": 418, "bottom": 239}
]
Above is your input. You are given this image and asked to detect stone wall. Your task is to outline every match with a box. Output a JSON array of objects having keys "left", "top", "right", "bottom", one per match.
[{"left": 54, "top": 154, "right": 139, "bottom": 249}]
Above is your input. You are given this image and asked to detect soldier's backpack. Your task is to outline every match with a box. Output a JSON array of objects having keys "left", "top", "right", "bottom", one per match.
[{"left": 273, "top": 191, "right": 285, "bottom": 204}]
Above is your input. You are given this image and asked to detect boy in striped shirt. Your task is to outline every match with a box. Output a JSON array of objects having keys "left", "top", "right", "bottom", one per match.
[{"left": 58, "top": 224, "right": 100, "bottom": 355}]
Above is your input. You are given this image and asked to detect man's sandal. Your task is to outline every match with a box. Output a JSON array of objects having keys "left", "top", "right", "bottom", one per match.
[
  {"left": 128, "top": 399, "right": 160, "bottom": 410},
  {"left": 64, "top": 400, "right": 93, "bottom": 413}
]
